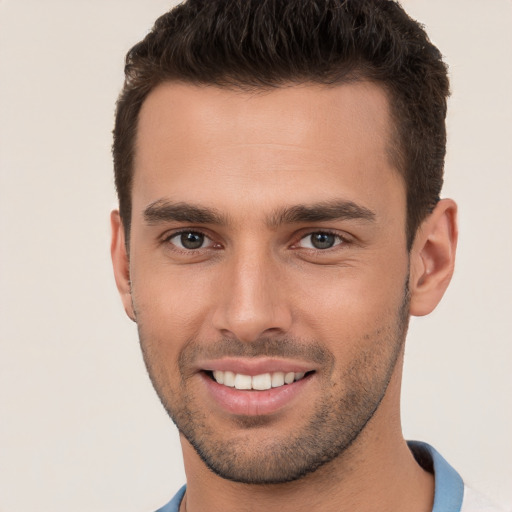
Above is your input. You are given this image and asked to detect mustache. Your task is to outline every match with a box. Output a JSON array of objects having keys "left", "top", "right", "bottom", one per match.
[{"left": 179, "top": 336, "right": 334, "bottom": 368}]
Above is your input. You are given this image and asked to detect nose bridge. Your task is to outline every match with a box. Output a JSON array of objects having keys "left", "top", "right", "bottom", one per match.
[{"left": 213, "top": 241, "right": 291, "bottom": 342}]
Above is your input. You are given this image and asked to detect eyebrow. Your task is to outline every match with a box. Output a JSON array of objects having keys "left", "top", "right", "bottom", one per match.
[
  {"left": 143, "top": 198, "right": 376, "bottom": 227},
  {"left": 143, "top": 200, "right": 228, "bottom": 225},
  {"left": 267, "top": 200, "right": 376, "bottom": 227}
]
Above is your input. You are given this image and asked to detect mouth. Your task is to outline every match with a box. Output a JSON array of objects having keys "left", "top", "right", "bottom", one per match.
[
  {"left": 206, "top": 370, "right": 312, "bottom": 390},
  {"left": 196, "top": 357, "right": 317, "bottom": 416},
  {"left": 199, "top": 363, "right": 316, "bottom": 416}
]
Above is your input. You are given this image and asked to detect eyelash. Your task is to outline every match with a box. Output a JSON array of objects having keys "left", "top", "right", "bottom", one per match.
[
  {"left": 162, "top": 229, "right": 350, "bottom": 253},
  {"left": 162, "top": 230, "right": 217, "bottom": 252},
  {"left": 294, "top": 230, "right": 348, "bottom": 250}
]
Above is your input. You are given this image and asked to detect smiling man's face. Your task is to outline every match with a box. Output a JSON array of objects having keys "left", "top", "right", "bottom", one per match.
[{"left": 112, "top": 82, "right": 413, "bottom": 483}]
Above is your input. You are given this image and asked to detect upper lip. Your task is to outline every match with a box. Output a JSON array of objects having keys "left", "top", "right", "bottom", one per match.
[{"left": 196, "top": 357, "right": 316, "bottom": 376}]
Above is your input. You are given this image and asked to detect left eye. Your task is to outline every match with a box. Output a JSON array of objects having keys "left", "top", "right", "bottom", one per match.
[
  {"left": 298, "top": 232, "right": 343, "bottom": 250},
  {"left": 167, "top": 231, "right": 211, "bottom": 250}
]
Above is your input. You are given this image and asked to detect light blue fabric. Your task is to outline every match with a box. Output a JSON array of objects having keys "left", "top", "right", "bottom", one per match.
[
  {"left": 155, "top": 484, "right": 186, "bottom": 512},
  {"left": 155, "top": 442, "right": 464, "bottom": 512},
  {"left": 409, "top": 441, "right": 465, "bottom": 512}
]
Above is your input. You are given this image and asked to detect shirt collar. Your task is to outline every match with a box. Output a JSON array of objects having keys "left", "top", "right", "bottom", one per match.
[{"left": 408, "top": 440, "right": 464, "bottom": 512}]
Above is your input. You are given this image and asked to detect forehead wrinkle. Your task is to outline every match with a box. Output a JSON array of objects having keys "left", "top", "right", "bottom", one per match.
[{"left": 267, "top": 200, "right": 376, "bottom": 229}]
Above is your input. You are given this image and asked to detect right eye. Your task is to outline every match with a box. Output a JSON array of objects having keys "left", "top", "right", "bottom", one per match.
[
  {"left": 296, "top": 231, "right": 344, "bottom": 250},
  {"left": 166, "top": 231, "right": 212, "bottom": 250}
]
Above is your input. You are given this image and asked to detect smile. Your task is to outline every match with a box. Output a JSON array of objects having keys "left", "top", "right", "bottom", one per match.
[
  {"left": 202, "top": 369, "right": 314, "bottom": 416},
  {"left": 211, "top": 370, "right": 307, "bottom": 390}
]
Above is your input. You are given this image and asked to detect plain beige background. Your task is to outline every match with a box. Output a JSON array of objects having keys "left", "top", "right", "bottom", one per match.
[{"left": 0, "top": 1, "right": 511, "bottom": 511}]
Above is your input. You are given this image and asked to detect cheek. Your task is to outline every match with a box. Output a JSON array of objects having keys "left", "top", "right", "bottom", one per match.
[
  {"left": 288, "top": 263, "right": 408, "bottom": 361},
  {"left": 130, "top": 260, "right": 216, "bottom": 344},
  {"left": 293, "top": 264, "right": 405, "bottom": 320},
  {"left": 132, "top": 273, "right": 204, "bottom": 388}
]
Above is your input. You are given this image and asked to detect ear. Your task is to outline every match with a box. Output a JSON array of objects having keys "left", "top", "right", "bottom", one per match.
[
  {"left": 409, "top": 199, "right": 458, "bottom": 317},
  {"left": 110, "top": 210, "right": 136, "bottom": 322}
]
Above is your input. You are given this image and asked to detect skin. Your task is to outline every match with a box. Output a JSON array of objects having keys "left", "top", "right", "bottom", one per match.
[{"left": 111, "top": 82, "right": 457, "bottom": 512}]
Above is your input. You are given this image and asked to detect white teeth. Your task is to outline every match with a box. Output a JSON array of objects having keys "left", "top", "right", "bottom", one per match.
[
  {"left": 284, "top": 372, "right": 295, "bottom": 384},
  {"left": 234, "top": 373, "right": 252, "bottom": 390},
  {"left": 223, "top": 371, "right": 235, "bottom": 387},
  {"left": 211, "top": 370, "right": 308, "bottom": 390},
  {"left": 252, "top": 373, "right": 272, "bottom": 390},
  {"left": 271, "top": 372, "right": 285, "bottom": 388}
]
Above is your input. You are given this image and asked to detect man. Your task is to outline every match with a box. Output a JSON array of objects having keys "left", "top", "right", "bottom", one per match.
[{"left": 110, "top": 1, "right": 502, "bottom": 511}]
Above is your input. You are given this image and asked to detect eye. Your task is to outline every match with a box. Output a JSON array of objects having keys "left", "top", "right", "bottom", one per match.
[
  {"left": 167, "top": 231, "right": 211, "bottom": 250},
  {"left": 298, "top": 232, "right": 343, "bottom": 250}
]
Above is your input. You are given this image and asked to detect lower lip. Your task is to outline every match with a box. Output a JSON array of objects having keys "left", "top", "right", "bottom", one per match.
[{"left": 201, "top": 373, "right": 313, "bottom": 416}]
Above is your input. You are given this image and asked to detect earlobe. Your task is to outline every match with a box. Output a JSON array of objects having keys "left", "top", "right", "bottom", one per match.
[
  {"left": 409, "top": 199, "right": 458, "bottom": 317},
  {"left": 110, "top": 210, "right": 136, "bottom": 322}
]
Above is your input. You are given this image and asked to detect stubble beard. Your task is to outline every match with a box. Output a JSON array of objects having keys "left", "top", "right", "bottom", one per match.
[{"left": 136, "top": 284, "right": 410, "bottom": 485}]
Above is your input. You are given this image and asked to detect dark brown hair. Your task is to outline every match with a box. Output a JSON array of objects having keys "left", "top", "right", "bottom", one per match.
[{"left": 113, "top": 0, "right": 449, "bottom": 248}]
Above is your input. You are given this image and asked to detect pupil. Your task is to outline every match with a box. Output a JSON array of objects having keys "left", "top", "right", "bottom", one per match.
[
  {"left": 181, "top": 232, "right": 204, "bottom": 249},
  {"left": 311, "top": 233, "right": 335, "bottom": 249}
]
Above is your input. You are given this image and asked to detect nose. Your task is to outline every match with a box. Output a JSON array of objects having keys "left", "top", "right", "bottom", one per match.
[{"left": 212, "top": 248, "right": 293, "bottom": 343}]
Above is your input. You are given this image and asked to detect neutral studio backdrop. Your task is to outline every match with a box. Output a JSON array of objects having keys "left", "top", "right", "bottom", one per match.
[{"left": 0, "top": 1, "right": 511, "bottom": 511}]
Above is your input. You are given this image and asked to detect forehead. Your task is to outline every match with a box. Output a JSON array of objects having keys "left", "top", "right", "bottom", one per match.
[{"left": 132, "top": 81, "right": 403, "bottom": 221}]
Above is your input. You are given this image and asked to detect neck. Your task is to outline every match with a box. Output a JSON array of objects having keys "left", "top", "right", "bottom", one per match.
[{"left": 180, "top": 357, "right": 434, "bottom": 512}]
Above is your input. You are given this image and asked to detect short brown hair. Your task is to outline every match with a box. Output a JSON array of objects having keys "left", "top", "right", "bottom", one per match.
[{"left": 113, "top": 0, "right": 449, "bottom": 248}]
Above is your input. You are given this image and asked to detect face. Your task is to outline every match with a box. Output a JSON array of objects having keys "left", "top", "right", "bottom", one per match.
[{"left": 119, "top": 82, "right": 412, "bottom": 483}]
